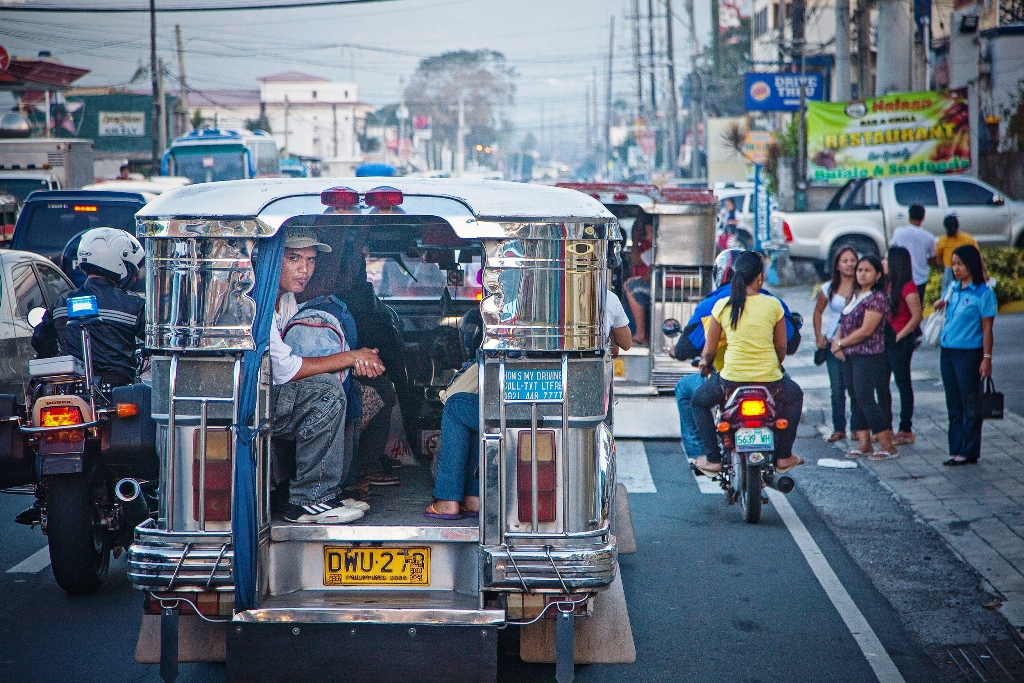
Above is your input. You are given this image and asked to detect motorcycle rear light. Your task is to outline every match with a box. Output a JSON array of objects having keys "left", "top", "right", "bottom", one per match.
[
  {"left": 364, "top": 186, "right": 404, "bottom": 209},
  {"left": 743, "top": 420, "right": 763, "bottom": 429},
  {"left": 516, "top": 430, "right": 556, "bottom": 523},
  {"left": 717, "top": 421, "right": 731, "bottom": 433},
  {"left": 320, "top": 186, "right": 359, "bottom": 209},
  {"left": 782, "top": 220, "right": 793, "bottom": 242},
  {"left": 43, "top": 428, "right": 84, "bottom": 443},
  {"left": 775, "top": 418, "right": 789, "bottom": 429},
  {"left": 740, "top": 399, "right": 767, "bottom": 417},
  {"left": 116, "top": 403, "right": 139, "bottom": 418},
  {"left": 40, "top": 405, "right": 84, "bottom": 427}
]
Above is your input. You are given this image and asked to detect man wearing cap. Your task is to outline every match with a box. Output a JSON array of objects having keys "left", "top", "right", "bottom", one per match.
[{"left": 270, "top": 227, "right": 386, "bottom": 524}]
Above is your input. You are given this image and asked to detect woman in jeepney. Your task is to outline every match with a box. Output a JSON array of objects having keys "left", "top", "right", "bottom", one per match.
[
  {"left": 691, "top": 251, "right": 805, "bottom": 477},
  {"left": 425, "top": 290, "right": 632, "bottom": 520}
]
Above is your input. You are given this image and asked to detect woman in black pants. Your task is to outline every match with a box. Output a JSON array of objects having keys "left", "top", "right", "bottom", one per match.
[
  {"left": 831, "top": 255, "right": 898, "bottom": 459},
  {"left": 884, "top": 247, "right": 923, "bottom": 445}
]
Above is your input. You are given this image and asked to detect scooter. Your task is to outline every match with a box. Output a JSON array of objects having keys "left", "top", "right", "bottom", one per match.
[{"left": 18, "top": 295, "right": 158, "bottom": 594}]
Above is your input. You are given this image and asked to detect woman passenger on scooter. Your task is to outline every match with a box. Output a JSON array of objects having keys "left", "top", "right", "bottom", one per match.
[{"left": 691, "top": 251, "right": 804, "bottom": 476}]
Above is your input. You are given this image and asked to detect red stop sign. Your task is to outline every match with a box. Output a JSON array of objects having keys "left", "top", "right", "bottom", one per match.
[{"left": 0, "top": 47, "right": 9, "bottom": 73}]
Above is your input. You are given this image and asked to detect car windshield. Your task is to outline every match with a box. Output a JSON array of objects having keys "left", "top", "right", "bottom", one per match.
[
  {"left": 367, "top": 257, "right": 482, "bottom": 300},
  {"left": 169, "top": 146, "right": 247, "bottom": 184},
  {"left": 18, "top": 201, "right": 140, "bottom": 254},
  {"left": 0, "top": 177, "right": 51, "bottom": 202}
]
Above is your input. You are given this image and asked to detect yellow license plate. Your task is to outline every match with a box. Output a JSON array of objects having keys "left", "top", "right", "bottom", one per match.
[
  {"left": 613, "top": 358, "right": 625, "bottom": 377},
  {"left": 323, "top": 546, "right": 430, "bottom": 586}
]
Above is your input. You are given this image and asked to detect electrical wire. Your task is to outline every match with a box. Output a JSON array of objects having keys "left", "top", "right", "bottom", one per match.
[{"left": 0, "top": 0, "right": 397, "bottom": 13}]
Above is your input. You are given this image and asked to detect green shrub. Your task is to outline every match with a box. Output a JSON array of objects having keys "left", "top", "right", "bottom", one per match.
[{"left": 923, "top": 247, "right": 1024, "bottom": 307}]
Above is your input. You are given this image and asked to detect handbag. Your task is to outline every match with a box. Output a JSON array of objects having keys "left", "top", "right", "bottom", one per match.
[
  {"left": 978, "top": 377, "right": 1004, "bottom": 420},
  {"left": 922, "top": 284, "right": 954, "bottom": 347},
  {"left": 813, "top": 346, "right": 828, "bottom": 366}
]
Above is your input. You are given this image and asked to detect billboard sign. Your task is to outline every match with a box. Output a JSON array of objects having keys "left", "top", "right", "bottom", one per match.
[
  {"left": 98, "top": 111, "right": 145, "bottom": 136},
  {"left": 744, "top": 72, "right": 823, "bottom": 111},
  {"left": 807, "top": 90, "right": 970, "bottom": 184}
]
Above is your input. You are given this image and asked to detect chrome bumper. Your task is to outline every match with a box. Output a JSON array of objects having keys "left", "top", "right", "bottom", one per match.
[
  {"left": 481, "top": 538, "right": 617, "bottom": 592},
  {"left": 127, "top": 518, "right": 234, "bottom": 592}
]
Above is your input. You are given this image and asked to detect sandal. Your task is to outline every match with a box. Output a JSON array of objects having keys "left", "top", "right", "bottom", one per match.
[
  {"left": 424, "top": 501, "right": 463, "bottom": 520},
  {"left": 826, "top": 432, "right": 847, "bottom": 443},
  {"left": 460, "top": 505, "right": 480, "bottom": 518},
  {"left": 868, "top": 450, "right": 899, "bottom": 461},
  {"left": 365, "top": 472, "right": 400, "bottom": 486},
  {"left": 692, "top": 456, "right": 722, "bottom": 477},
  {"left": 892, "top": 432, "right": 915, "bottom": 445},
  {"left": 775, "top": 456, "right": 804, "bottom": 474},
  {"left": 844, "top": 449, "right": 869, "bottom": 459}
]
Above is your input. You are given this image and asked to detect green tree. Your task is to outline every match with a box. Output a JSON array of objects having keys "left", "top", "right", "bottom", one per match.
[
  {"left": 405, "top": 50, "right": 516, "bottom": 151},
  {"left": 190, "top": 108, "right": 210, "bottom": 130}
]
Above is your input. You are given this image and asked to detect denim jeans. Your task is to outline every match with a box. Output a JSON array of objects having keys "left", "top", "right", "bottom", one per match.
[
  {"left": 272, "top": 374, "right": 347, "bottom": 506},
  {"left": 940, "top": 347, "right": 984, "bottom": 461},
  {"left": 885, "top": 329, "right": 915, "bottom": 432},
  {"left": 433, "top": 392, "right": 480, "bottom": 502},
  {"left": 843, "top": 353, "right": 891, "bottom": 434},
  {"left": 824, "top": 346, "right": 847, "bottom": 433},
  {"left": 674, "top": 373, "right": 708, "bottom": 458},
  {"left": 691, "top": 374, "right": 804, "bottom": 463}
]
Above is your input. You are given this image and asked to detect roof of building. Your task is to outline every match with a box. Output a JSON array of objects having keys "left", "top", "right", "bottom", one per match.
[
  {"left": 257, "top": 71, "right": 330, "bottom": 83},
  {"left": 186, "top": 88, "right": 262, "bottom": 108}
]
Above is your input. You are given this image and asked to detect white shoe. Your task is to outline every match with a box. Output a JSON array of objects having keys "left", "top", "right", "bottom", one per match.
[
  {"left": 315, "top": 505, "right": 364, "bottom": 524},
  {"left": 284, "top": 502, "right": 363, "bottom": 524},
  {"left": 338, "top": 498, "right": 370, "bottom": 511}
]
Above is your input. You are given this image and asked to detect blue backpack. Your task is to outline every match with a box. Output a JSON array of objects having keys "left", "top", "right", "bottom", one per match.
[{"left": 282, "top": 295, "right": 362, "bottom": 420}]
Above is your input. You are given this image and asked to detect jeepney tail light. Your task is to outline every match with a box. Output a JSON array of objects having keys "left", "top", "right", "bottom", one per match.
[
  {"left": 782, "top": 221, "right": 793, "bottom": 242},
  {"left": 364, "top": 186, "right": 404, "bottom": 209},
  {"left": 612, "top": 192, "right": 628, "bottom": 202},
  {"left": 320, "top": 186, "right": 359, "bottom": 209},
  {"left": 517, "top": 430, "right": 556, "bottom": 523},
  {"left": 192, "top": 429, "right": 232, "bottom": 523},
  {"left": 40, "top": 405, "right": 84, "bottom": 427}
]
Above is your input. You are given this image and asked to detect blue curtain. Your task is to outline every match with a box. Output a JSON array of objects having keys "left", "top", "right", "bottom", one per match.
[{"left": 232, "top": 230, "right": 285, "bottom": 612}]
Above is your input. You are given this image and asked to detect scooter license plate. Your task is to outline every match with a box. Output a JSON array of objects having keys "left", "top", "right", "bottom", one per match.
[{"left": 734, "top": 428, "right": 773, "bottom": 452}]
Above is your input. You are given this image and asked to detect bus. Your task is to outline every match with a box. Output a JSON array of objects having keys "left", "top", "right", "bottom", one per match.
[{"left": 161, "top": 129, "right": 280, "bottom": 184}]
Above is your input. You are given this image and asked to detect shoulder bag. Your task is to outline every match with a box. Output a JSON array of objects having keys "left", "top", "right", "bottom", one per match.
[{"left": 922, "top": 284, "right": 954, "bottom": 348}]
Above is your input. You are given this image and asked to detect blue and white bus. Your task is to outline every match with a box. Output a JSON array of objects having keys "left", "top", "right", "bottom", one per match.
[{"left": 161, "top": 129, "right": 280, "bottom": 184}]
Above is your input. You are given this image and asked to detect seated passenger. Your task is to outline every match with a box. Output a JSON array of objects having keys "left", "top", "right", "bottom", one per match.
[
  {"left": 623, "top": 216, "right": 653, "bottom": 345},
  {"left": 690, "top": 251, "right": 804, "bottom": 476},
  {"left": 32, "top": 227, "right": 145, "bottom": 388},
  {"left": 425, "top": 290, "right": 631, "bottom": 520},
  {"left": 270, "top": 227, "right": 384, "bottom": 524}
]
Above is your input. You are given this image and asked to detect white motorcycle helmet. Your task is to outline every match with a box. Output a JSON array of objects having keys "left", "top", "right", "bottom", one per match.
[{"left": 76, "top": 227, "right": 144, "bottom": 289}]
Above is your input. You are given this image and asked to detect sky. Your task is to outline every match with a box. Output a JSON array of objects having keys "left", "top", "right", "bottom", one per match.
[{"left": 0, "top": 0, "right": 713, "bottom": 159}]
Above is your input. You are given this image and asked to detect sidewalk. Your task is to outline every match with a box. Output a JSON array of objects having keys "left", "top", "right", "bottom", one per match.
[{"left": 790, "top": 343, "right": 1024, "bottom": 633}]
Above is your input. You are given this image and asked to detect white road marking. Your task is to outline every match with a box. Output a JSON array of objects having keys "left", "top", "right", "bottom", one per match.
[
  {"left": 615, "top": 440, "right": 657, "bottom": 493},
  {"left": 767, "top": 489, "right": 907, "bottom": 683},
  {"left": 7, "top": 546, "right": 50, "bottom": 574}
]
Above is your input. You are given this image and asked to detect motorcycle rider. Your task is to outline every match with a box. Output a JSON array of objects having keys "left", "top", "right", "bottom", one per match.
[
  {"left": 670, "top": 249, "right": 798, "bottom": 458},
  {"left": 19, "top": 228, "right": 145, "bottom": 526},
  {"left": 690, "top": 251, "right": 804, "bottom": 475}
]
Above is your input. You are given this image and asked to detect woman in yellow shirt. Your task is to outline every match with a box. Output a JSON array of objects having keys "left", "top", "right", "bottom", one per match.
[
  {"left": 692, "top": 251, "right": 804, "bottom": 475},
  {"left": 933, "top": 214, "right": 978, "bottom": 293}
]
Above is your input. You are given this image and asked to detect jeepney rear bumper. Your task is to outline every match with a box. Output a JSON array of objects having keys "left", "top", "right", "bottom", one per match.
[
  {"left": 481, "top": 538, "right": 617, "bottom": 592},
  {"left": 127, "top": 518, "right": 234, "bottom": 591}
]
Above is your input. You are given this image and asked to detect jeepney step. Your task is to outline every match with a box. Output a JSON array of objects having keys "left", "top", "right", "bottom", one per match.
[{"left": 234, "top": 590, "right": 504, "bottom": 626}]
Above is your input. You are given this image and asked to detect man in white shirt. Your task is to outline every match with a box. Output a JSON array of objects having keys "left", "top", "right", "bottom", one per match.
[
  {"left": 605, "top": 290, "right": 632, "bottom": 356},
  {"left": 889, "top": 204, "right": 936, "bottom": 299},
  {"left": 270, "top": 228, "right": 385, "bottom": 524}
]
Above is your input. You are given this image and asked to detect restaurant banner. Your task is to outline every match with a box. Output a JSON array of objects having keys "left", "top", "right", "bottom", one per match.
[{"left": 807, "top": 90, "right": 969, "bottom": 184}]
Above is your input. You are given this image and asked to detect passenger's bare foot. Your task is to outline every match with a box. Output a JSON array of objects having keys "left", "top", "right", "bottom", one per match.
[
  {"left": 693, "top": 456, "right": 722, "bottom": 475},
  {"left": 775, "top": 455, "right": 804, "bottom": 473},
  {"left": 461, "top": 495, "right": 480, "bottom": 513}
]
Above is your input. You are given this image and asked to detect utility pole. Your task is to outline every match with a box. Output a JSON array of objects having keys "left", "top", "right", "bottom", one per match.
[
  {"left": 332, "top": 103, "right": 338, "bottom": 158},
  {"left": 687, "top": 0, "right": 700, "bottom": 178},
  {"left": 633, "top": 0, "right": 643, "bottom": 116},
  {"left": 855, "top": 0, "right": 871, "bottom": 97},
  {"left": 711, "top": 0, "right": 721, "bottom": 79},
  {"left": 456, "top": 98, "right": 466, "bottom": 176},
  {"left": 665, "top": 0, "right": 680, "bottom": 175},
  {"left": 793, "top": 0, "right": 808, "bottom": 210},
  {"left": 175, "top": 24, "right": 189, "bottom": 131},
  {"left": 834, "top": 0, "right": 851, "bottom": 101},
  {"left": 157, "top": 58, "right": 167, "bottom": 155},
  {"left": 149, "top": 0, "right": 160, "bottom": 174},
  {"left": 606, "top": 15, "right": 615, "bottom": 177},
  {"left": 647, "top": 0, "right": 657, "bottom": 115},
  {"left": 283, "top": 95, "right": 290, "bottom": 153}
]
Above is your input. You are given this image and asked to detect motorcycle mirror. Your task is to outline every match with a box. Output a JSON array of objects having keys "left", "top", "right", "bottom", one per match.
[
  {"left": 27, "top": 306, "right": 46, "bottom": 328},
  {"left": 661, "top": 318, "right": 682, "bottom": 338}
]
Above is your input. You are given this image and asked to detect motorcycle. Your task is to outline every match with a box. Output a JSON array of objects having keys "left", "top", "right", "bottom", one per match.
[
  {"left": 662, "top": 318, "right": 795, "bottom": 524},
  {"left": 18, "top": 295, "right": 158, "bottom": 594}
]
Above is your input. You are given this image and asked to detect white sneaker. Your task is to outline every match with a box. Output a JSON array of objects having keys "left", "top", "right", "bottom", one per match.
[
  {"left": 316, "top": 505, "right": 364, "bottom": 524},
  {"left": 284, "top": 502, "right": 363, "bottom": 524},
  {"left": 337, "top": 497, "right": 370, "bottom": 511}
]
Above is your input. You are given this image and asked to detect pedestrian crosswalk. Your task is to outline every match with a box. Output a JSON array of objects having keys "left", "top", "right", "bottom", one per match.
[{"left": 615, "top": 440, "right": 658, "bottom": 493}]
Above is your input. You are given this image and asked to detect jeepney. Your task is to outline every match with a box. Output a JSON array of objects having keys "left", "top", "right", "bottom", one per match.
[
  {"left": 127, "top": 179, "right": 631, "bottom": 682},
  {"left": 557, "top": 183, "right": 717, "bottom": 392}
]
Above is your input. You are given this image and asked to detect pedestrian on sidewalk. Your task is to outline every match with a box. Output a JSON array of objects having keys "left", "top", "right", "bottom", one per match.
[
  {"left": 831, "top": 255, "right": 898, "bottom": 459},
  {"left": 884, "top": 246, "right": 923, "bottom": 445},
  {"left": 933, "top": 244, "right": 996, "bottom": 466},
  {"left": 933, "top": 214, "right": 978, "bottom": 294},
  {"left": 890, "top": 204, "right": 936, "bottom": 300},
  {"left": 813, "top": 246, "right": 858, "bottom": 443}
]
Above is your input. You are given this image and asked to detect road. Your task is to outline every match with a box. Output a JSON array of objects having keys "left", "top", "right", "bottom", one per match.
[{"left": 2, "top": 425, "right": 999, "bottom": 682}]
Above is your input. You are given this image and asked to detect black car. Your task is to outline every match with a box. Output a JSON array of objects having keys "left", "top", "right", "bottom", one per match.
[{"left": 10, "top": 190, "right": 149, "bottom": 287}]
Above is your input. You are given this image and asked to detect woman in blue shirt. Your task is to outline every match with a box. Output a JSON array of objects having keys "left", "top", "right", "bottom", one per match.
[{"left": 933, "top": 245, "right": 996, "bottom": 466}]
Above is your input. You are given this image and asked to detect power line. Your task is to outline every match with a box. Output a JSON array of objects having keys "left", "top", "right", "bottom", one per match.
[{"left": 0, "top": 0, "right": 396, "bottom": 12}]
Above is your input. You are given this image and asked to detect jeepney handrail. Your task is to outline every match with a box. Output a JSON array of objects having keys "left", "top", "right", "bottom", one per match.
[
  {"left": 502, "top": 520, "right": 611, "bottom": 541},
  {"left": 205, "top": 542, "right": 231, "bottom": 591},
  {"left": 544, "top": 544, "right": 572, "bottom": 596},
  {"left": 166, "top": 542, "right": 193, "bottom": 591}
]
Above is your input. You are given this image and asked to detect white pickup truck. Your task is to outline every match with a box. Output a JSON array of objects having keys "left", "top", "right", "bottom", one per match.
[{"left": 775, "top": 175, "right": 1024, "bottom": 277}]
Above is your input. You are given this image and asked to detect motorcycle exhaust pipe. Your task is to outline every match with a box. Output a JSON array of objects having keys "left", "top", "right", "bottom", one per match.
[
  {"left": 762, "top": 473, "right": 796, "bottom": 494},
  {"left": 115, "top": 478, "right": 149, "bottom": 531}
]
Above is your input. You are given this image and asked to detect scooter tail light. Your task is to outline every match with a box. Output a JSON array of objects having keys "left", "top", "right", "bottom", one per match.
[
  {"left": 39, "top": 405, "right": 84, "bottom": 427},
  {"left": 116, "top": 403, "right": 139, "bottom": 418},
  {"left": 739, "top": 399, "right": 767, "bottom": 417},
  {"left": 782, "top": 220, "right": 793, "bottom": 242},
  {"left": 775, "top": 418, "right": 789, "bottom": 429},
  {"left": 320, "top": 186, "right": 359, "bottom": 209},
  {"left": 364, "top": 186, "right": 404, "bottom": 209},
  {"left": 716, "top": 421, "right": 731, "bottom": 433}
]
